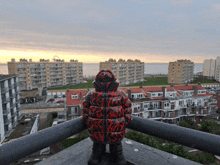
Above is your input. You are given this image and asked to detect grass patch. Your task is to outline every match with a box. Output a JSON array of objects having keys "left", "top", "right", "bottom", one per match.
[
  {"left": 60, "top": 130, "right": 89, "bottom": 148},
  {"left": 47, "top": 77, "right": 220, "bottom": 91},
  {"left": 125, "top": 77, "right": 169, "bottom": 87},
  {"left": 48, "top": 80, "right": 94, "bottom": 90},
  {"left": 191, "top": 78, "right": 218, "bottom": 84}
]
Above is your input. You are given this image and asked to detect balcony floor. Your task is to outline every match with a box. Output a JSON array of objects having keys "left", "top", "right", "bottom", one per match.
[{"left": 36, "top": 137, "right": 201, "bottom": 165}]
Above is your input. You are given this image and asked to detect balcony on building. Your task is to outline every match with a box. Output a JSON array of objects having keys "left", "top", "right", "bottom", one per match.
[{"left": 1, "top": 86, "right": 9, "bottom": 93}]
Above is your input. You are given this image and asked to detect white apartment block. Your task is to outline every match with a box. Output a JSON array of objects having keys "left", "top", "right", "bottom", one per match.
[
  {"left": 8, "top": 58, "right": 83, "bottom": 90},
  {"left": 100, "top": 59, "right": 144, "bottom": 86},
  {"left": 215, "top": 56, "right": 220, "bottom": 81},
  {"left": 203, "top": 59, "right": 215, "bottom": 78},
  {"left": 0, "top": 75, "right": 21, "bottom": 143}
]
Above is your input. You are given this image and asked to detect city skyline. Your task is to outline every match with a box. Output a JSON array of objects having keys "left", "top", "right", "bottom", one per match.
[{"left": 1, "top": 0, "right": 220, "bottom": 63}]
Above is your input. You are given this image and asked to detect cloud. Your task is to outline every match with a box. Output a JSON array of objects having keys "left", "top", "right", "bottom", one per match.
[
  {"left": 171, "top": 0, "right": 194, "bottom": 6},
  {"left": 210, "top": 3, "right": 220, "bottom": 12},
  {"left": 168, "top": 13, "right": 188, "bottom": 21}
]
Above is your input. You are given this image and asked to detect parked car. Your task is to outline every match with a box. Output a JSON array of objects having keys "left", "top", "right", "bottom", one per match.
[
  {"left": 63, "top": 95, "right": 66, "bottom": 98},
  {"left": 54, "top": 95, "right": 57, "bottom": 98},
  {"left": 56, "top": 100, "right": 64, "bottom": 103},
  {"left": 47, "top": 98, "right": 55, "bottom": 102},
  {"left": 58, "top": 95, "right": 62, "bottom": 98}
]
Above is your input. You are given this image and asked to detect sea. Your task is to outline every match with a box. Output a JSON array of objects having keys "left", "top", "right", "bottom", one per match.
[{"left": 0, "top": 63, "right": 203, "bottom": 77}]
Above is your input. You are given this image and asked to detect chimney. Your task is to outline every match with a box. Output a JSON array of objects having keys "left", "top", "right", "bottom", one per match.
[
  {"left": 170, "top": 84, "right": 174, "bottom": 88},
  {"left": 193, "top": 85, "right": 198, "bottom": 96},
  {"left": 127, "top": 88, "right": 131, "bottom": 99},
  {"left": 185, "top": 83, "right": 188, "bottom": 86},
  {"left": 67, "top": 88, "right": 69, "bottom": 93},
  {"left": 162, "top": 87, "right": 166, "bottom": 98},
  {"left": 198, "top": 82, "right": 201, "bottom": 86},
  {"left": 140, "top": 85, "right": 143, "bottom": 88},
  {"left": 79, "top": 92, "right": 82, "bottom": 101}
]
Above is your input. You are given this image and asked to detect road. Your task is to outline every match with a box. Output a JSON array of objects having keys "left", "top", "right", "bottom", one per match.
[{"left": 21, "top": 108, "right": 64, "bottom": 114}]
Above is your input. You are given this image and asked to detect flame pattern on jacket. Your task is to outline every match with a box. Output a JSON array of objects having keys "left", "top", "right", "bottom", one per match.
[{"left": 83, "top": 69, "right": 132, "bottom": 143}]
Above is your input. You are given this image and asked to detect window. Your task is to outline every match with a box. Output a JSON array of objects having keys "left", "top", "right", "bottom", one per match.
[
  {"left": 131, "top": 94, "right": 134, "bottom": 98},
  {"left": 71, "top": 107, "right": 77, "bottom": 114},
  {"left": 71, "top": 94, "right": 78, "bottom": 99},
  {"left": 144, "top": 104, "right": 148, "bottom": 108}
]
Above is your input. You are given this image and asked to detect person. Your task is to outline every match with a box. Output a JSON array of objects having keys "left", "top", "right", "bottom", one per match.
[{"left": 83, "top": 69, "right": 132, "bottom": 165}]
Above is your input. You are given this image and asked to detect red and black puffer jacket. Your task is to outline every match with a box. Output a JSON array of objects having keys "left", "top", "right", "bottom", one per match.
[{"left": 83, "top": 69, "right": 132, "bottom": 144}]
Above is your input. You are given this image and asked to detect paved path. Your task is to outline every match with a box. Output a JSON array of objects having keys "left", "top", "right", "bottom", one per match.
[
  {"left": 38, "top": 113, "right": 48, "bottom": 131},
  {"left": 21, "top": 108, "right": 64, "bottom": 114}
]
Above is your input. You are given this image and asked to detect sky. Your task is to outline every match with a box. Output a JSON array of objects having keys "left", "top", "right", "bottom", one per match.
[{"left": 1, "top": 0, "right": 220, "bottom": 63}]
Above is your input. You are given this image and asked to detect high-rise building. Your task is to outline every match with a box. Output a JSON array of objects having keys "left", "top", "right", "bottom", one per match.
[
  {"left": 168, "top": 60, "right": 194, "bottom": 84},
  {"left": 203, "top": 59, "right": 215, "bottom": 78},
  {"left": 100, "top": 59, "right": 144, "bottom": 86},
  {"left": 0, "top": 74, "right": 21, "bottom": 143},
  {"left": 215, "top": 56, "right": 220, "bottom": 81},
  {"left": 8, "top": 58, "right": 83, "bottom": 90}
]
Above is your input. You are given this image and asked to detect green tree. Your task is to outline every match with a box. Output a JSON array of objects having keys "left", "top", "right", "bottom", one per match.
[{"left": 200, "top": 120, "right": 220, "bottom": 135}]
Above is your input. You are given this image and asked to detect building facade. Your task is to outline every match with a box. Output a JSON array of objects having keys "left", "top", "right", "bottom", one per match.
[
  {"left": 168, "top": 60, "right": 194, "bottom": 84},
  {"left": 0, "top": 75, "right": 21, "bottom": 143},
  {"left": 64, "top": 83, "right": 216, "bottom": 125},
  {"left": 203, "top": 59, "right": 215, "bottom": 78},
  {"left": 8, "top": 58, "right": 83, "bottom": 90},
  {"left": 99, "top": 58, "right": 144, "bottom": 86}
]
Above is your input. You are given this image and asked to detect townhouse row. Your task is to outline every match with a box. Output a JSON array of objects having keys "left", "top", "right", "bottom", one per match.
[{"left": 52, "top": 83, "right": 217, "bottom": 124}]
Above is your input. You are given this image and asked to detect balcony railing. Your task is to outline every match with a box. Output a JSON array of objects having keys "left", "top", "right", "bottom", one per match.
[
  {"left": 1, "top": 87, "right": 9, "bottom": 93},
  {"left": 9, "top": 84, "right": 14, "bottom": 89},
  {"left": 10, "top": 104, "right": 15, "bottom": 110},
  {"left": 1, "top": 116, "right": 220, "bottom": 164},
  {"left": 4, "top": 118, "right": 11, "bottom": 125},
  {"left": 3, "top": 108, "right": 10, "bottom": 116},
  {"left": 2, "top": 97, "right": 10, "bottom": 104},
  {"left": 10, "top": 93, "right": 16, "bottom": 99}
]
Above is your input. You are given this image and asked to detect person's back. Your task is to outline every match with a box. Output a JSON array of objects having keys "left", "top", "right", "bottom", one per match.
[{"left": 83, "top": 69, "right": 132, "bottom": 165}]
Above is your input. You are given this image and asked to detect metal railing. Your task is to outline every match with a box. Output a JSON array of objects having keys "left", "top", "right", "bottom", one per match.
[
  {"left": 1, "top": 116, "right": 220, "bottom": 164},
  {"left": 1, "top": 87, "right": 9, "bottom": 93},
  {"left": 2, "top": 97, "right": 10, "bottom": 104},
  {"left": 9, "top": 84, "right": 14, "bottom": 89}
]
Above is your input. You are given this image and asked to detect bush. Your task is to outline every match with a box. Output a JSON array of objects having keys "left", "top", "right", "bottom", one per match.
[
  {"left": 51, "top": 112, "right": 58, "bottom": 119},
  {"left": 200, "top": 120, "right": 220, "bottom": 135},
  {"left": 60, "top": 130, "right": 90, "bottom": 148},
  {"left": 47, "top": 113, "right": 53, "bottom": 127}
]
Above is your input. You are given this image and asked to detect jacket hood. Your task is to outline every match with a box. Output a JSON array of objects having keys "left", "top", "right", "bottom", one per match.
[{"left": 93, "top": 69, "right": 119, "bottom": 92}]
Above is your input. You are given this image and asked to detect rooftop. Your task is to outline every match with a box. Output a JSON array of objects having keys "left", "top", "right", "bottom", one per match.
[
  {"left": 35, "top": 137, "right": 202, "bottom": 165},
  {"left": 19, "top": 89, "right": 39, "bottom": 98},
  {"left": 0, "top": 74, "right": 16, "bottom": 82}
]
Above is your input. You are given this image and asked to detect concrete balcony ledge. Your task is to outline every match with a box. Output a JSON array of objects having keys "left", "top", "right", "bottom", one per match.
[{"left": 36, "top": 138, "right": 201, "bottom": 165}]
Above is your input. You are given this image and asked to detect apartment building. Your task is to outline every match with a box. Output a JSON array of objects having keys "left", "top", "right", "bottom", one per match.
[
  {"left": 0, "top": 74, "right": 21, "bottom": 143},
  {"left": 168, "top": 60, "right": 194, "bottom": 84},
  {"left": 203, "top": 59, "right": 215, "bottom": 78},
  {"left": 8, "top": 58, "right": 83, "bottom": 90},
  {"left": 99, "top": 59, "right": 144, "bottom": 86}
]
